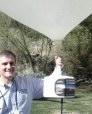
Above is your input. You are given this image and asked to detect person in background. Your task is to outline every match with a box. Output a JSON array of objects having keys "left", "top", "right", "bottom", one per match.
[{"left": 0, "top": 50, "right": 64, "bottom": 114}]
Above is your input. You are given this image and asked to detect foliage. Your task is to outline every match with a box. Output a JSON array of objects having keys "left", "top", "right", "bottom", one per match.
[{"left": 62, "top": 25, "right": 92, "bottom": 81}]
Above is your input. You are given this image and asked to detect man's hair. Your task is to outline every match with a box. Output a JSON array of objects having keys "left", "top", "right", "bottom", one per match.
[{"left": 0, "top": 50, "right": 16, "bottom": 62}]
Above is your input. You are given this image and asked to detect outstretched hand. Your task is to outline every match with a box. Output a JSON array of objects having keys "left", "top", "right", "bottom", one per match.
[{"left": 55, "top": 56, "right": 64, "bottom": 69}]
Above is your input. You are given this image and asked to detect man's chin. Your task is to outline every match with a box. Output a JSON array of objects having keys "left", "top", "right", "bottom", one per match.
[
  {"left": 6, "top": 76, "right": 15, "bottom": 81},
  {"left": 6, "top": 74, "right": 15, "bottom": 79}
]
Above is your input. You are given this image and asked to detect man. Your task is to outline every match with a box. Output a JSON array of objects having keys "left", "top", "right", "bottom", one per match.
[{"left": 0, "top": 50, "right": 64, "bottom": 114}]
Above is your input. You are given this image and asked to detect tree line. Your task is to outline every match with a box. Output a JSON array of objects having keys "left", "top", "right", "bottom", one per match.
[{"left": 62, "top": 14, "right": 92, "bottom": 84}]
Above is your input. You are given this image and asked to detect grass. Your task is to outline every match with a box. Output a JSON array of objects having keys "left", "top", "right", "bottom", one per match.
[{"left": 31, "top": 88, "right": 92, "bottom": 114}]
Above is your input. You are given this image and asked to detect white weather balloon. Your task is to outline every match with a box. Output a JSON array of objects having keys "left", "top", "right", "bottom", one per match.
[{"left": 0, "top": 0, "right": 92, "bottom": 40}]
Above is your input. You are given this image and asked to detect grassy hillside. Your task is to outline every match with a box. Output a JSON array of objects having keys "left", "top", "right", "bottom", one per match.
[{"left": 31, "top": 88, "right": 92, "bottom": 114}]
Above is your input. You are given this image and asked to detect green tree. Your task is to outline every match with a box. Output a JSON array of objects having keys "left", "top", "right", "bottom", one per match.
[{"left": 62, "top": 25, "right": 92, "bottom": 81}]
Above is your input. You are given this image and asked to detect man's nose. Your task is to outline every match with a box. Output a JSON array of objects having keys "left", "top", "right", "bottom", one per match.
[{"left": 7, "top": 63, "right": 12, "bottom": 68}]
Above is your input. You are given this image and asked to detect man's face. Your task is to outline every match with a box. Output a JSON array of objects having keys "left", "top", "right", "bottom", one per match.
[{"left": 0, "top": 55, "right": 16, "bottom": 80}]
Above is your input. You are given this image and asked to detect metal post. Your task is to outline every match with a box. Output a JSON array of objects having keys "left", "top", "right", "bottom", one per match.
[{"left": 61, "top": 98, "right": 63, "bottom": 114}]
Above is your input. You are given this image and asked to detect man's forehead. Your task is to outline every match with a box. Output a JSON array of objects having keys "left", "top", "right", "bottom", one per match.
[{"left": 0, "top": 55, "right": 15, "bottom": 61}]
